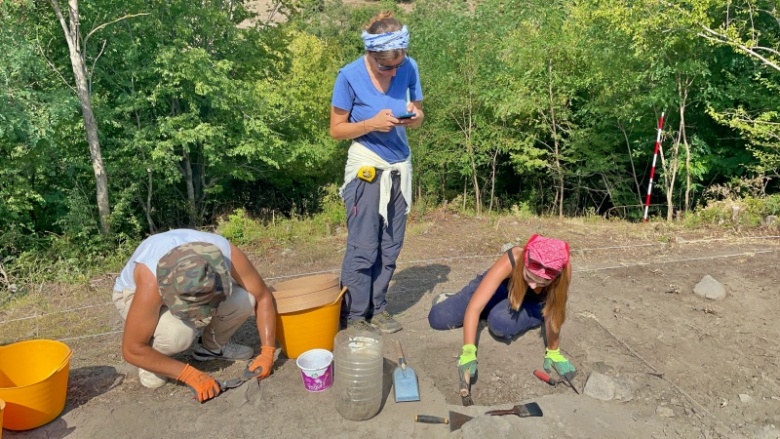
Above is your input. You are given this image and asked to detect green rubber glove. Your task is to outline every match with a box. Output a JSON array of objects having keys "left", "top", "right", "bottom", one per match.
[
  {"left": 543, "top": 348, "right": 576, "bottom": 377},
  {"left": 458, "top": 344, "right": 477, "bottom": 376}
]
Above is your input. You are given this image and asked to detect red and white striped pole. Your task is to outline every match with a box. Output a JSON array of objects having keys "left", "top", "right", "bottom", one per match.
[{"left": 643, "top": 112, "right": 665, "bottom": 222}]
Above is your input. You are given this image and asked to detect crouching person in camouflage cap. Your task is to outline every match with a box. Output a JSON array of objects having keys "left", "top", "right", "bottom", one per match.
[{"left": 112, "top": 229, "right": 277, "bottom": 403}]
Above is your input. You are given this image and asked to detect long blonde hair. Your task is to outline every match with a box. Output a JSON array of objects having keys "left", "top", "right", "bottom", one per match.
[{"left": 508, "top": 247, "right": 570, "bottom": 334}]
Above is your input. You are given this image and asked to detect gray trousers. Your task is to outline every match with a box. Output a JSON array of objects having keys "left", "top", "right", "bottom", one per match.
[{"left": 340, "top": 170, "right": 407, "bottom": 322}]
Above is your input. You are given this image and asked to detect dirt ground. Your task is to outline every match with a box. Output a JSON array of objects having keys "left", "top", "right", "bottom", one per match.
[{"left": 2, "top": 211, "right": 780, "bottom": 439}]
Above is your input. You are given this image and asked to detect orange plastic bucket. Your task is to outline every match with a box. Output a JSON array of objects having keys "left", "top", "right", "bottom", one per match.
[
  {"left": 0, "top": 340, "right": 72, "bottom": 431},
  {"left": 0, "top": 398, "right": 5, "bottom": 438},
  {"left": 272, "top": 275, "right": 345, "bottom": 359}
]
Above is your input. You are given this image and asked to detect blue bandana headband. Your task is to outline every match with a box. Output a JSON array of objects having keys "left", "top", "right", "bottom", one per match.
[{"left": 361, "top": 25, "right": 409, "bottom": 52}]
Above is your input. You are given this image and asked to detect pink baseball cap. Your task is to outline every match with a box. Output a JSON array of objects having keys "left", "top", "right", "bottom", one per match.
[{"left": 523, "top": 234, "right": 570, "bottom": 280}]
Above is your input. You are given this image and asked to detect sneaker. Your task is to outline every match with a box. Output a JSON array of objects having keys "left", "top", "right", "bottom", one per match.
[
  {"left": 193, "top": 337, "right": 254, "bottom": 361},
  {"left": 370, "top": 311, "right": 403, "bottom": 334},
  {"left": 347, "top": 318, "right": 378, "bottom": 333},
  {"left": 138, "top": 368, "right": 167, "bottom": 389}
]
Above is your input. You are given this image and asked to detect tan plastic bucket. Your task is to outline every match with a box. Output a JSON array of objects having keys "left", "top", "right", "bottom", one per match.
[{"left": 271, "top": 274, "right": 345, "bottom": 358}]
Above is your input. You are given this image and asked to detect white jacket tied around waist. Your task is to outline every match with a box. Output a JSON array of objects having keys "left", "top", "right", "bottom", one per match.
[{"left": 340, "top": 142, "right": 412, "bottom": 225}]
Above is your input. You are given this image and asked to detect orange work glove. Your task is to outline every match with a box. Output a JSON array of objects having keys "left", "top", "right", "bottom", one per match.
[
  {"left": 176, "top": 364, "right": 221, "bottom": 403},
  {"left": 248, "top": 346, "right": 276, "bottom": 379}
]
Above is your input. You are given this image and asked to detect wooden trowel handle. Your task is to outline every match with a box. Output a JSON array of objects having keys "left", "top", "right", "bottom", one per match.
[
  {"left": 395, "top": 340, "right": 407, "bottom": 370},
  {"left": 459, "top": 369, "right": 470, "bottom": 397}
]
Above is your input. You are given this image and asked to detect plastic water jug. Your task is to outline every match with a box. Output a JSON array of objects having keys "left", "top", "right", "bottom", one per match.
[{"left": 333, "top": 329, "right": 384, "bottom": 421}]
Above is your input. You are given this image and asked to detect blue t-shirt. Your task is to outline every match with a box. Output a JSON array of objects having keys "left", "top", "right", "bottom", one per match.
[{"left": 331, "top": 55, "right": 424, "bottom": 164}]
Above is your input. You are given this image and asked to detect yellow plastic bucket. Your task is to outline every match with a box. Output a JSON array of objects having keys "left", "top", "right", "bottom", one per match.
[
  {"left": 0, "top": 340, "right": 72, "bottom": 431},
  {"left": 272, "top": 275, "right": 345, "bottom": 359}
]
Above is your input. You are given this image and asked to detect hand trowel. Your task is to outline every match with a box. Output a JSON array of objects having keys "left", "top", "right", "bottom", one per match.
[{"left": 414, "top": 411, "right": 474, "bottom": 432}]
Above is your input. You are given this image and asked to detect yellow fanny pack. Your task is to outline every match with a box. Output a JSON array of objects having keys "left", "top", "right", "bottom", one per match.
[{"left": 357, "top": 166, "right": 376, "bottom": 182}]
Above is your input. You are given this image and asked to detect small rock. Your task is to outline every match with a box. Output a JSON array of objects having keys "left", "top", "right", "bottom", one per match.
[
  {"left": 693, "top": 275, "right": 727, "bottom": 300},
  {"left": 738, "top": 393, "right": 754, "bottom": 404},
  {"left": 656, "top": 406, "right": 675, "bottom": 417},
  {"left": 461, "top": 414, "right": 521, "bottom": 439},
  {"left": 500, "top": 243, "right": 514, "bottom": 253},
  {"left": 583, "top": 372, "right": 632, "bottom": 402},
  {"left": 664, "top": 284, "right": 680, "bottom": 294}
]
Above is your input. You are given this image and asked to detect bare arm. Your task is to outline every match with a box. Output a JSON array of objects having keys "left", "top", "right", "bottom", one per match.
[
  {"left": 462, "top": 251, "right": 515, "bottom": 346},
  {"left": 229, "top": 243, "right": 276, "bottom": 349},
  {"left": 329, "top": 106, "right": 399, "bottom": 140},
  {"left": 122, "top": 264, "right": 188, "bottom": 379}
]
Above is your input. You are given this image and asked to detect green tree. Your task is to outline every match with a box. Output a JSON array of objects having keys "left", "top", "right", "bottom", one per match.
[
  {"left": 412, "top": 1, "right": 523, "bottom": 215},
  {"left": 696, "top": 0, "right": 780, "bottom": 177},
  {"left": 46, "top": 0, "right": 147, "bottom": 234}
]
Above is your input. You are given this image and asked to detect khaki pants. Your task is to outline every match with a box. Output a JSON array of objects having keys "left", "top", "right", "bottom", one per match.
[{"left": 113, "top": 283, "right": 256, "bottom": 355}]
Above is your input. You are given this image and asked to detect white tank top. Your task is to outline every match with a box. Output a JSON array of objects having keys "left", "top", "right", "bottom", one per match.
[{"left": 113, "top": 229, "right": 232, "bottom": 293}]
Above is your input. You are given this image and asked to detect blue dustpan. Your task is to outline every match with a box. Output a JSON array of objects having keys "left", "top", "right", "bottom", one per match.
[{"left": 393, "top": 340, "right": 420, "bottom": 402}]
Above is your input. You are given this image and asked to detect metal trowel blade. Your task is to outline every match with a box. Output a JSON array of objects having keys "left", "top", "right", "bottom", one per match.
[{"left": 448, "top": 411, "right": 474, "bottom": 431}]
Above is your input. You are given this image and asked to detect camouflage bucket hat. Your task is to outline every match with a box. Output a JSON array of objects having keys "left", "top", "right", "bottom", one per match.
[{"left": 157, "top": 242, "right": 232, "bottom": 320}]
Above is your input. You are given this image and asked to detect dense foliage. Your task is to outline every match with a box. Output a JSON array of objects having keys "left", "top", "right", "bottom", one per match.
[{"left": 2, "top": 0, "right": 780, "bottom": 272}]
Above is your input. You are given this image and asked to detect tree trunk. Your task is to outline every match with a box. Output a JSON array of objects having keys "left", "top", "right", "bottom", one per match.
[
  {"left": 660, "top": 123, "right": 681, "bottom": 222},
  {"left": 619, "top": 122, "right": 644, "bottom": 206},
  {"left": 547, "top": 60, "right": 564, "bottom": 219},
  {"left": 182, "top": 147, "right": 197, "bottom": 227},
  {"left": 139, "top": 166, "right": 157, "bottom": 234},
  {"left": 488, "top": 147, "right": 498, "bottom": 213},
  {"left": 50, "top": 0, "right": 110, "bottom": 234},
  {"left": 470, "top": 152, "right": 481, "bottom": 216},
  {"left": 679, "top": 79, "right": 692, "bottom": 214},
  {"left": 465, "top": 71, "right": 481, "bottom": 216},
  {"left": 133, "top": 97, "right": 156, "bottom": 233}
]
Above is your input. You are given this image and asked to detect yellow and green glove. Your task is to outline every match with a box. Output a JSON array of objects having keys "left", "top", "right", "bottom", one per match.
[
  {"left": 543, "top": 348, "right": 576, "bottom": 377},
  {"left": 458, "top": 344, "right": 478, "bottom": 376}
]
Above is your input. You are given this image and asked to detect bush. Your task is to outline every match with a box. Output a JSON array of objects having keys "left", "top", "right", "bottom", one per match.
[
  {"left": 217, "top": 185, "right": 347, "bottom": 249},
  {"left": 689, "top": 194, "right": 780, "bottom": 228},
  {"left": 217, "top": 208, "right": 267, "bottom": 248}
]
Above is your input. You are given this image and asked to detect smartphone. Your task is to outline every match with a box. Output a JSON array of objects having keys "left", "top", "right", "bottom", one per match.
[{"left": 397, "top": 112, "right": 416, "bottom": 119}]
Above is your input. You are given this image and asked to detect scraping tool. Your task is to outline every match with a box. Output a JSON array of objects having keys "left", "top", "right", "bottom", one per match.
[
  {"left": 562, "top": 372, "right": 579, "bottom": 394},
  {"left": 458, "top": 367, "right": 474, "bottom": 406},
  {"left": 533, "top": 369, "right": 559, "bottom": 386},
  {"left": 393, "top": 340, "right": 420, "bottom": 402},
  {"left": 220, "top": 365, "right": 261, "bottom": 392},
  {"left": 485, "top": 402, "right": 544, "bottom": 418},
  {"left": 550, "top": 368, "right": 579, "bottom": 394},
  {"left": 414, "top": 411, "right": 474, "bottom": 432}
]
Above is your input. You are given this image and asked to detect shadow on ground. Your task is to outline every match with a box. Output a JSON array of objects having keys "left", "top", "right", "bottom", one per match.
[
  {"left": 387, "top": 263, "right": 451, "bottom": 315},
  {"left": 4, "top": 418, "right": 76, "bottom": 439},
  {"left": 64, "top": 366, "right": 124, "bottom": 415}
]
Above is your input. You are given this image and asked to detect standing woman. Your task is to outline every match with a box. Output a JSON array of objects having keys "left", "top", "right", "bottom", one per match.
[
  {"left": 428, "top": 235, "right": 577, "bottom": 380},
  {"left": 330, "top": 11, "right": 424, "bottom": 333}
]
